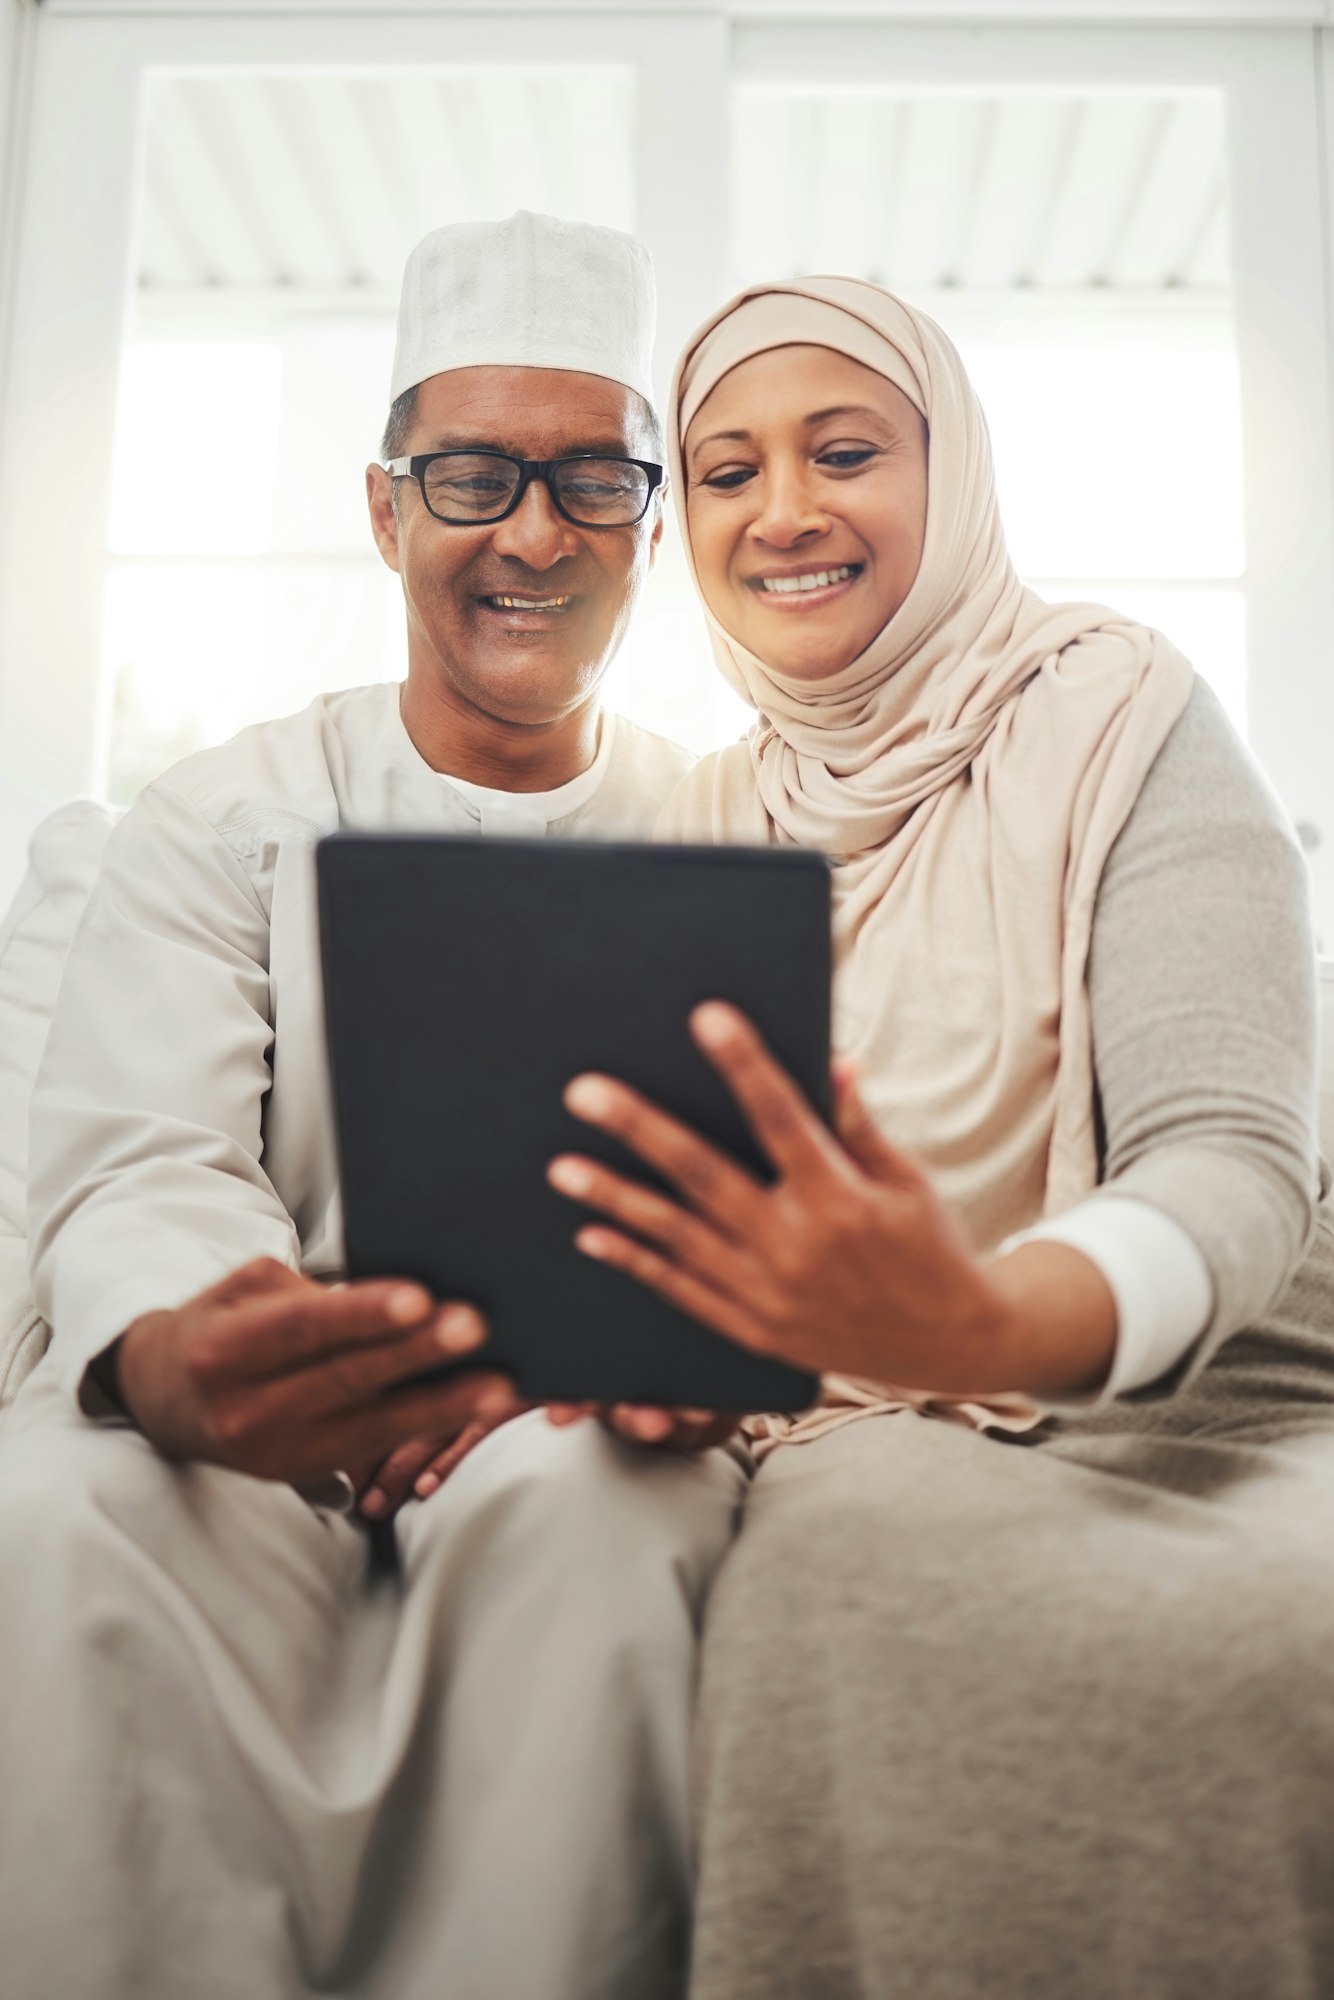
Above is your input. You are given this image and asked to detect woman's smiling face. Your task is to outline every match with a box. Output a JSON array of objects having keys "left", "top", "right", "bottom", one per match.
[{"left": 684, "top": 344, "right": 929, "bottom": 680}]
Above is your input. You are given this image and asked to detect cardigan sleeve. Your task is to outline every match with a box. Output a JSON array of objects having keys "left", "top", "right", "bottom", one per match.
[{"left": 1042, "top": 675, "right": 1325, "bottom": 1403}]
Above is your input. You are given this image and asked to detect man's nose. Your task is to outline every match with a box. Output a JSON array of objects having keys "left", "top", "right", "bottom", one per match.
[{"left": 489, "top": 478, "right": 582, "bottom": 570}]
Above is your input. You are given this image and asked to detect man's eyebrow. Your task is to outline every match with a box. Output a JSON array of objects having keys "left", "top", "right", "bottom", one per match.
[
  {"left": 689, "top": 405, "right": 896, "bottom": 455},
  {"left": 417, "top": 436, "right": 637, "bottom": 457}
]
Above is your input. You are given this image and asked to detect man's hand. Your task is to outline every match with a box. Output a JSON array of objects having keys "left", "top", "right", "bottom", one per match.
[
  {"left": 355, "top": 1398, "right": 536, "bottom": 1519},
  {"left": 112, "top": 1258, "right": 518, "bottom": 1490},
  {"left": 546, "top": 1401, "right": 740, "bottom": 1452}
]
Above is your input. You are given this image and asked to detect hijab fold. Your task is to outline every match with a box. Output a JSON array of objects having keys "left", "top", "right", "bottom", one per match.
[{"left": 660, "top": 279, "right": 1195, "bottom": 1450}]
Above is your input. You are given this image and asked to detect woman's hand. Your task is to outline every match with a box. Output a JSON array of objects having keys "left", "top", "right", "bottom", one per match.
[
  {"left": 546, "top": 1401, "right": 740, "bottom": 1452},
  {"left": 546, "top": 1002, "right": 1018, "bottom": 1399}
]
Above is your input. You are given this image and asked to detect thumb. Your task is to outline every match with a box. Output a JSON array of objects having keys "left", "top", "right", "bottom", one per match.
[
  {"left": 211, "top": 1257, "right": 308, "bottom": 1307},
  {"left": 831, "top": 1059, "right": 915, "bottom": 1185}
]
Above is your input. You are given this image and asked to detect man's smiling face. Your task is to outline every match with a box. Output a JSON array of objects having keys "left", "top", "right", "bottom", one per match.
[{"left": 367, "top": 365, "right": 663, "bottom": 731}]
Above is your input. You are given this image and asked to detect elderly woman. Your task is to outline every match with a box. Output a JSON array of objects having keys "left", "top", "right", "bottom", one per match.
[{"left": 547, "top": 278, "right": 1334, "bottom": 1997}]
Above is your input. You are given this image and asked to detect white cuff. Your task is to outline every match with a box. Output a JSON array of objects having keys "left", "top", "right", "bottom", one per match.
[{"left": 999, "top": 1194, "right": 1214, "bottom": 1412}]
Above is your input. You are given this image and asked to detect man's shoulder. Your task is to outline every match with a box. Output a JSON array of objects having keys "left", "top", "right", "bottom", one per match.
[
  {"left": 145, "top": 683, "right": 395, "bottom": 851},
  {"left": 604, "top": 713, "right": 696, "bottom": 793},
  {"left": 577, "top": 713, "right": 697, "bottom": 839}
]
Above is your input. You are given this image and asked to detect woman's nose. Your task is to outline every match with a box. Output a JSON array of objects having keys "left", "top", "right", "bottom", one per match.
[
  {"left": 489, "top": 479, "right": 582, "bottom": 568},
  {"left": 750, "top": 465, "right": 829, "bottom": 550}
]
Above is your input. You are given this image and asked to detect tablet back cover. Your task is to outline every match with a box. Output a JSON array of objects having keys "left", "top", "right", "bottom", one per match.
[{"left": 318, "top": 836, "right": 828, "bottom": 1413}]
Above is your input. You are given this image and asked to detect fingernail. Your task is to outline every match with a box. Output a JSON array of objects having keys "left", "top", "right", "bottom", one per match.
[
  {"left": 548, "top": 1157, "right": 593, "bottom": 1195},
  {"left": 476, "top": 1386, "right": 516, "bottom": 1424},
  {"left": 387, "top": 1285, "right": 432, "bottom": 1324},
  {"left": 436, "top": 1305, "right": 484, "bottom": 1353},
  {"left": 414, "top": 1472, "right": 440, "bottom": 1497},
  {"left": 361, "top": 1488, "right": 387, "bottom": 1518},
  {"left": 565, "top": 1076, "right": 614, "bottom": 1118},
  {"left": 575, "top": 1228, "right": 611, "bottom": 1260},
  {"left": 692, "top": 1002, "right": 734, "bottom": 1045}
]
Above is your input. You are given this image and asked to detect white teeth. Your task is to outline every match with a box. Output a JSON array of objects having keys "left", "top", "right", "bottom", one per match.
[
  {"left": 759, "top": 566, "right": 854, "bottom": 595},
  {"left": 491, "top": 595, "right": 571, "bottom": 610}
]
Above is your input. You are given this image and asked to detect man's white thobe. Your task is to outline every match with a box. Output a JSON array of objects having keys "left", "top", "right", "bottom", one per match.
[{"left": 0, "top": 683, "right": 747, "bottom": 2000}]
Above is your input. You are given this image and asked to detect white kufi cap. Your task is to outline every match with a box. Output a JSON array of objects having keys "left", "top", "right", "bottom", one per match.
[{"left": 389, "top": 210, "right": 656, "bottom": 406}]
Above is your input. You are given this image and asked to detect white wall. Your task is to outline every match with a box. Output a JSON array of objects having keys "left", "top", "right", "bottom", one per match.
[
  {"left": 0, "top": 0, "right": 38, "bottom": 498},
  {"left": 0, "top": 0, "right": 38, "bottom": 896}
]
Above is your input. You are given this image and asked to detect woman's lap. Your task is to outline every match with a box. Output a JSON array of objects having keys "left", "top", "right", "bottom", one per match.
[{"left": 690, "top": 1407, "right": 1334, "bottom": 2000}]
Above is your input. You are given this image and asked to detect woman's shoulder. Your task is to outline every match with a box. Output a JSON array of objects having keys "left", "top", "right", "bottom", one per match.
[
  {"left": 1121, "top": 674, "right": 1301, "bottom": 859},
  {"left": 654, "top": 737, "right": 761, "bottom": 840}
]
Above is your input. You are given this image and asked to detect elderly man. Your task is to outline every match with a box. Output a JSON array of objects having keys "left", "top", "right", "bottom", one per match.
[{"left": 0, "top": 213, "right": 745, "bottom": 2000}]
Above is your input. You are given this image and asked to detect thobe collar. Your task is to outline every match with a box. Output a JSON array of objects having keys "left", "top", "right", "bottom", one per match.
[{"left": 387, "top": 684, "right": 616, "bottom": 837}]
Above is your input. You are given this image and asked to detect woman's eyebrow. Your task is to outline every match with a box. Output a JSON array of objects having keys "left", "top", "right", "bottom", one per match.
[
  {"left": 690, "top": 405, "right": 896, "bottom": 457},
  {"left": 690, "top": 428, "right": 752, "bottom": 453},
  {"left": 802, "top": 404, "right": 891, "bottom": 427}
]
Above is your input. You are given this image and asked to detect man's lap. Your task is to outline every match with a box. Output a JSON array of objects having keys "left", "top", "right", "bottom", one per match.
[{"left": 0, "top": 1365, "right": 748, "bottom": 1638}]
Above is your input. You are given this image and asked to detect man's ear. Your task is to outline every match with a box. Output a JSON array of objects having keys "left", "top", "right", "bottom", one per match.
[
  {"left": 646, "top": 489, "right": 666, "bottom": 570},
  {"left": 366, "top": 464, "right": 403, "bottom": 573}
]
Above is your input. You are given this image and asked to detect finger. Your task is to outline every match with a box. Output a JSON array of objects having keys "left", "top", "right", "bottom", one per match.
[
  {"left": 318, "top": 1370, "right": 517, "bottom": 1470},
  {"left": 417, "top": 1395, "right": 533, "bottom": 1493},
  {"left": 606, "top": 1403, "right": 677, "bottom": 1443},
  {"left": 546, "top": 1402, "right": 597, "bottom": 1427},
  {"left": 413, "top": 1420, "right": 493, "bottom": 1497},
  {"left": 575, "top": 1226, "right": 771, "bottom": 1357},
  {"left": 563, "top": 1075, "right": 761, "bottom": 1233},
  {"left": 197, "top": 1278, "right": 444, "bottom": 1385},
  {"left": 358, "top": 1434, "right": 442, "bottom": 1519},
  {"left": 547, "top": 1154, "right": 741, "bottom": 1282},
  {"left": 667, "top": 1410, "right": 743, "bottom": 1452},
  {"left": 204, "top": 1257, "right": 308, "bottom": 1309},
  {"left": 691, "top": 1003, "right": 843, "bottom": 1184},
  {"left": 831, "top": 1058, "right": 920, "bottom": 1186},
  {"left": 242, "top": 1305, "right": 488, "bottom": 1429},
  {"left": 604, "top": 1403, "right": 738, "bottom": 1449}
]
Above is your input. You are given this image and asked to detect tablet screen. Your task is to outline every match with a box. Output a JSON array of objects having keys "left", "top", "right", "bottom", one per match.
[{"left": 319, "top": 835, "right": 829, "bottom": 1414}]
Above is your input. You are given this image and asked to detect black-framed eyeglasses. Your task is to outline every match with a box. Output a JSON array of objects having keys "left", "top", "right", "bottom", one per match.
[{"left": 383, "top": 450, "right": 665, "bottom": 528}]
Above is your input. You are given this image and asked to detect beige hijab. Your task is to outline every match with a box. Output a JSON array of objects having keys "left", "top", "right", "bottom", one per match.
[{"left": 659, "top": 278, "right": 1196, "bottom": 1449}]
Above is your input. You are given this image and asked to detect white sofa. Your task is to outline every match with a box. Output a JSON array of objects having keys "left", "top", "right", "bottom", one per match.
[
  {"left": 1, "top": 801, "right": 1332, "bottom": 1431},
  {"left": 0, "top": 801, "right": 118, "bottom": 1422}
]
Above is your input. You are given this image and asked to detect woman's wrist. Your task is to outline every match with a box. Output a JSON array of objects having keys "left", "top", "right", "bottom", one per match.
[{"left": 981, "top": 1240, "right": 1119, "bottom": 1400}]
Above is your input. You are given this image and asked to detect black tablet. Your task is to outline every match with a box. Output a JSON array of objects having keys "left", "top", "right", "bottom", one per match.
[{"left": 317, "top": 834, "right": 829, "bottom": 1414}]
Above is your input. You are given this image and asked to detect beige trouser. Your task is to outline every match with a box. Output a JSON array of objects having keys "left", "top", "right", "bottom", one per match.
[{"left": 0, "top": 1368, "right": 746, "bottom": 2000}]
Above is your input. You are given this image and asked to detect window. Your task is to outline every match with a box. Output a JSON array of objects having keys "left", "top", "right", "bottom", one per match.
[
  {"left": 733, "top": 88, "right": 1247, "bottom": 734},
  {"left": 1, "top": 11, "right": 1329, "bottom": 937}
]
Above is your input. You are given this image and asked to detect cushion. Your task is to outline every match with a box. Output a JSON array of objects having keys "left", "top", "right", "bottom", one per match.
[
  {"left": 0, "top": 801, "right": 117, "bottom": 1425},
  {"left": 1322, "top": 960, "right": 1334, "bottom": 1168}
]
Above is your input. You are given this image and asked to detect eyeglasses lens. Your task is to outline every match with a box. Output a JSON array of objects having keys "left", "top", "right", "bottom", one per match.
[
  {"left": 421, "top": 455, "right": 650, "bottom": 525},
  {"left": 551, "top": 459, "right": 651, "bottom": 525},
  {"left": 422, "top": 455, "right": 522, "bottom": 522}
]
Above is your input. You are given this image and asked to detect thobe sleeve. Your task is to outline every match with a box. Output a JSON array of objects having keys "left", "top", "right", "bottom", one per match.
[
  {"left": 1015, "top": 676, "right": 1323, "bottom": 1407},
  {"left": 27, "top": 779, "right": 301, "bottom": 1411}
]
